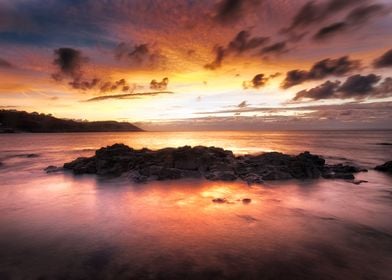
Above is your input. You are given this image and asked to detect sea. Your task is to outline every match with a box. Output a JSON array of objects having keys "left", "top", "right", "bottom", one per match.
[{"left": 0, "top": 131, "right": 391, "bottom": 280}]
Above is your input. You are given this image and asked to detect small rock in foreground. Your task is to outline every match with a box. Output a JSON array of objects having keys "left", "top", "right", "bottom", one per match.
[{"left": 375, "top": 161, "right": 392, "bottom": 174}]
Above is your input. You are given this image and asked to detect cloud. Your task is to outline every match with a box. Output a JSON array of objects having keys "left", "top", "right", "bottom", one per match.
[
  {"left": 52, "top": 48, "right": 87, "bottom": 81},
  {"left": 85, "top": 91, "right": 174, "bottom": 102},
  {"left": 260, "top": 41, "right": 287, "bottom": 55},
  {"left": 281, "top": 56, "right": 361, "bottom": 88},
  {"left": 292, "top": 74, "right": 390, "bottom": 101},
  {"left": 150, "top": 77, "right": 169, "bottom": 90},
  {"left": 52, "top": 47, "right": 134, "bottom": 93},
  {"left": 114, "top": 42, "right": 166, "bottom": 68},
  {"left": 373, "top": 49, "right": 392, "bottom": 68},
  {"left": 228, "top": 30, "right": 269, "bottom": 54},
  {"left": 243, "top": 73, "right": 268, "bottom": 89},
  {"left": 282, "top": 0, "right": 363, "bottom": 33},
  {"left": 338, "top": 74, "right": 381, "bottom": 97},
  {"left": 313, "top": 22, "right": 347, "bottom": 40},
  {"left": 0, "top": 57, "right": 13, "bottom": 68},
  {"left": 100, "top": 79, "right": 134, "bottom": 93},
  {"left": 213, "top": 0, "right": 262, "bottom": 25},
  {"left": 243, "top": 72, "right": 282, "bottom": 89},
  {"left": 205, "top": 30, "right": 269, "bottom": 70},
  {"left": 313, "top": 3, "right": 387, "bottom": 40},
  {"left": 238, "top": 100, "right": 248, "bottom": 108},
  {"left": 204, "top": 46, "right": 226, "bottom": 70},
  {"left": 293, "top": 81, "right": 341, "bottom": 101}
]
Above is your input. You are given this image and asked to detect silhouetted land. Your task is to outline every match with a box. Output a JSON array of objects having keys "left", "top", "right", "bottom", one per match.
[{"left": 0, "top": 110, "right": 143, "bottom": 133}]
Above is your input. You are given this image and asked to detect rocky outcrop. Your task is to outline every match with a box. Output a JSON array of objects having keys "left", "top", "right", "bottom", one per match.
[
  {"left": 375, "top": 161, "right": 392, "bottom": 174},
  {"left": 62, "top": 144, "right": 367, "bottom": 183}
]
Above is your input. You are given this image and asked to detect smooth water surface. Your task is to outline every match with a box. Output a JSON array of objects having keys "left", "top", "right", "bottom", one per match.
[{"left": 0, "top": 131, "right": 392, "bottom": 280}]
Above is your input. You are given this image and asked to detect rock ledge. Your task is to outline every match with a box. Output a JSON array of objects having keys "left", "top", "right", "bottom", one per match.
[{"left": 62, "top": 144, "right": 367, "bottom": 183}]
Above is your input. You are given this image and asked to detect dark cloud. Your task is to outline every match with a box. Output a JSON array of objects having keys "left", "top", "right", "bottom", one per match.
[
  {"left": 338, "top": 74, "right": 381, "bottom": 97},
  {"left": 0, "top": 58, "right": 13, "bottom": 68},
  {"left": 243, "top": 72, "right": 281, "bottom": 89},
  {"left": 292, "top": 74, "right": 389, "bottom": 101},
  {"left": 52, "top": 47, "right": 133, "bottom": 93},
  {"left": 373, "top": 77, "right": 392, "bottom": 97},
  {"left": 238, "top": 101, "right": 248, "bottom": 108},
  {"left": 213, "top": 0, "right": 262, "bottom": 25},
  {"left": 69, "top": 78, "right": 100, "bottom": 91},
  {"left": 260, "top": 41, "right": 287, "bottom": 55},
  {"left": 269, "top": 72, "right": 282, "bottom": 79},
  {"left": 281, "top": 56, "right": 361, "bottom": 88},
  {"left": 115, "top": 42, "right": 166, "bottom": 68},
  {"left": 52, "top": 48, "right": 87, "bottom": 81},
  {"left": 313, "top": 3, "right": 386, "bottom": 41},
  {"left": 373, "top": 49, "right": 392, "bottom": 68},
  {"left": 293, "top": 80, "right": 341, "bottom": 101},
  {"left": 150, "top": 77, "right": 169, "bottom": 90},
  {"left": 228, "top": 30, "right": 269, "bottom": 54},
  {"left": 313, "top": 22, "right": 347, "bottom": 40},
  {"left": 205, "top": 30, "right": 269, "bottom": 70},
  {"left": 85, "top": 91, "right": 174, "bottom": 102},
  {"left": 100, "top": 79, "right": 133, "bottom": 93},
  {"left": 283, "top": 0, "right": 363, "bottom": 33},
  {"left": 204, "top": 46, "right": 226, "bottom": 70},
  {"left": 243, "top": 73, "right": 268, "bottom": 89}
]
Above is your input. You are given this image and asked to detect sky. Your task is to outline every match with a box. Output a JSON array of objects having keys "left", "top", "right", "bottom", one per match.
[{"left": 0, "top": 0, "right": 391, "bottom": 130}]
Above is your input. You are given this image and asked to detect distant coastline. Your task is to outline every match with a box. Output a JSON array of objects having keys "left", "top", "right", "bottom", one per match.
[{"left": 0, "top": 110, "right": 143, "bottom": 133}]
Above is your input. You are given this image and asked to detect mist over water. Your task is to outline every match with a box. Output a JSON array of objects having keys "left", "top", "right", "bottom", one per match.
[{"left": 0, "top": 131, "right": 392, "bottom": 280}]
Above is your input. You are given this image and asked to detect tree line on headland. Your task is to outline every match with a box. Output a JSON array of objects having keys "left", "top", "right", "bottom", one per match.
[{"left": 0, "top": 110, "right": 142, "bottom": 133}]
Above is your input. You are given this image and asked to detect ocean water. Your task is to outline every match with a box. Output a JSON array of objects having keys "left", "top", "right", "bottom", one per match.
[{"left": 0, "top": 131, "right": 391, "bottom": 280}]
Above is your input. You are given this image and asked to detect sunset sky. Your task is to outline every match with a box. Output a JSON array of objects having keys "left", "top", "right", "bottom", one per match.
[{"left": 0, "top": 0, "right": 391, "bottom": 130}]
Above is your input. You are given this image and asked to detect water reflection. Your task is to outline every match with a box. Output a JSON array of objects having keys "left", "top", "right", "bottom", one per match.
[{"left": 0, "top": 131, "right": 392, "bottom": 279}]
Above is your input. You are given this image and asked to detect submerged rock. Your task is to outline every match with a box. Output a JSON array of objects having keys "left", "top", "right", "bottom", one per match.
[
  {"left": 44, "top": 165, "right": 62, "bottom": 173},
  {"left": 242, "top": 198, "right": 252, "bottom": 204},
  {"left": 62, "top": 144, "right": 366, "bottom": 183},
  {"left": 212, "top": 198, "right": 227, "bottom": 203},
  {"left": 375, "top": 161, "right": 392, "bottom": 174}
]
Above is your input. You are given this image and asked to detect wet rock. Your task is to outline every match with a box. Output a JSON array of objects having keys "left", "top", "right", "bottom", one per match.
[
  {"left": 241, "top": 173, "right": 264, "bottom": 185},
  {"left": 205, "top": 170, "right": 237, "bottom": 181},
  {"left": 375, "top": 161, "right": 392, "bottom": 174},
  {"left": 212, "top": 198, "right": 227, "bottom": 203},
  {"left": 44, "top": 165, "right": 62, "bottom": 173},
  {"left": 61, "top": 143, "right": 366, "bottom": 183},
  {"left": 352, "top": 180, "right": 368, "bottom": 185},
  {"left": 242, "top": 198, "right": 252, "bottom": 204},
  {"left": 26, "top": 153, "right": 39, "bottom": 158}
]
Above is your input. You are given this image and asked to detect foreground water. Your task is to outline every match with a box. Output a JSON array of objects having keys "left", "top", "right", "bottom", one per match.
[{"left": 0, "top": 131, "right": 391, "bottom": 280}]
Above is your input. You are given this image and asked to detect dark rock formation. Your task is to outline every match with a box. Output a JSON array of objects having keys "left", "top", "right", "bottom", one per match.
[
  {"left": 62, "top": 144, "right": 366, "bottom": 183},
  {"left": 44, "top": 165, "right": 63, "bottom": 173},
  {"left": 375, "top": 161, "right": 392, "bottom": 174}
]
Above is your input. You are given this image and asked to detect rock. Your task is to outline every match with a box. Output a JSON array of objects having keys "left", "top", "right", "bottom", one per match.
[
  {"left": 376, "top": 143, "right": 392, "bottom": 146},
  {"left": 242, "top": 198, "right": 252, "bottom": 204},
  {"left": 352, "top": 180, "right": 368, "bottom": 185},
  {"left": 205, "top": 170, "right": 237, "bottom": 181},
  {"left": 375, "top": 161, "right": 392, "bottom": 174},
  {"left": 60, "top": 143, "right": 367, "bottom": 183},
  {"left": 212, "top": 198, "right": 227, "bottom": 203},
  {"left": 157, "top": 168, "right": 183, "bottom": 180},
  {"left": 128, "top": 171, "right": 148, "bottom": 183},
  {"left": 26, "top": 153, "right": 39, "bottom": 158},
  {"left": 44, "top": 165, "right": 62, "bottom": 173},
  {"left": 241, "top": 173, "right": 264, "bottom": 185}
]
